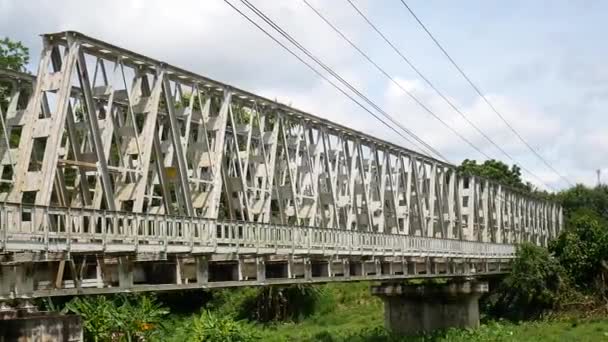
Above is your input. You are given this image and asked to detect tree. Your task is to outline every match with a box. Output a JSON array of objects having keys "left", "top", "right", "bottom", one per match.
[
  {"left": 549, "top": 208, "right": 608, "bottom": 290},
  {"left": 458, "top": 159, "right": 531, "bottom": 191},
  {"left": 557, "top": 184, "right": 608, "bottom": 220},
  {"left": 0, "top": 37, "right": 29, "bottom": 71},
  {"left": 0, "top": 37, "right": 30, "bottom": 111}
]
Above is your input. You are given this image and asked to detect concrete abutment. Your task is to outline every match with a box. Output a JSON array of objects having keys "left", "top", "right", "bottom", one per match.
[
  {"left": 372, "top": 280, "right": 488, "bottom": 336},
  {"left": 0, "top": 301, "right": 83, "bottom": 341}
]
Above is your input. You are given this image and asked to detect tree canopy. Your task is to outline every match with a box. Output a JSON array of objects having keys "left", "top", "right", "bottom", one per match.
[
  {"left": 0, "top": 37, "right": 29, "bottom": 71},
  {"left": 457, "top": 159, "right": 533, "bottom": 191},
  {"left": 0, "top": 37, "right": 30, "bottom": 111},
  {"left": 557, "top": 184, "right": 608, "bottom": 220}
]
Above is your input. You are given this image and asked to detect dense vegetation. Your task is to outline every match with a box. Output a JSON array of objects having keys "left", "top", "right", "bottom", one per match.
[{"left": 48, "top": 280, "right": 608, "bottom": 341}]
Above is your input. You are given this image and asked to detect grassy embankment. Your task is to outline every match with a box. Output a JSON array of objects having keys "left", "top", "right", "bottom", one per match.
[{"left": 154, "top": 282, "right": 608, "bottom": 342}]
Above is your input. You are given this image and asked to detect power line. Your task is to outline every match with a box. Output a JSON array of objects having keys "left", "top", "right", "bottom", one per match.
[
  {"left": 344, "top": 0, "right": 557, "bottom": 191},
  {"left": 300, "top": 0, "right": 491, "bottom": 161},
  {"left": 230, "top": 0, "right": 449, "bottom": 161},
  {"left": 222, "top": 0, "right": 444, "bottom": 161},
  {"left": 396, "top": 0, "right": 573, "bottom": 187},
  {"left": 238, "top": 0, "right": 446, "bottom": 160}
]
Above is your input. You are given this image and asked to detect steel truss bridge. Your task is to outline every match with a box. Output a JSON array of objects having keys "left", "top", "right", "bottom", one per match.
[{"left": 0, "top": 31, "right": 561, "bottom": 299}]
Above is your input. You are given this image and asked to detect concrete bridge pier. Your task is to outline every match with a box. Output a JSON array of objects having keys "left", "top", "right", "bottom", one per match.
[
  {"left": 0, "top": 300, "right": 83, "bottom": 341},
  {"left": 372, "top": 280, "right": 488, "bottom": 336}
]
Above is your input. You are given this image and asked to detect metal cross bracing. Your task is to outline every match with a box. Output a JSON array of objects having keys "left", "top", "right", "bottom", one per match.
[
  {"left": 0, "top": 31, "right": 563, "bottom": 299},
  {"left": 0, "top": 31, "right": 562, "bottom": 247},
  {"left": 0, "top": 69, "right": 35, "bottom": 200}
]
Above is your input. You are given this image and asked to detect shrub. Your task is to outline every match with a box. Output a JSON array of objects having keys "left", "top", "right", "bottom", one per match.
[
  {"left": 239, "top": 285, "right": 323, "bottom": 322},
  {"left": 66, "top": 294, "right": 168, "bottom": 341},
  {"left": 209, "top": 285, "right": 325, "bottom": 323},
  {"left": 550, "top": 209, "right": 608, "bottom": 290},
  {"left": 484, "top": 243, "right": 565, "bottom": 320},
  {"left": 190, "top": 310, "right": 256, "bottom": 342}
]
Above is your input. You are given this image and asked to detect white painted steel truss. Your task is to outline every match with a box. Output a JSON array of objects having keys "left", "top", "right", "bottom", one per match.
[{"left": 0, "top": 31, "right": 562, "bottom": 249}]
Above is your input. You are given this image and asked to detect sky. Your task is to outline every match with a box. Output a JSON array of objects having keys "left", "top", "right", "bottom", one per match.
[{"left": 1, "top": 0, "right": 605, "bottom": 191}]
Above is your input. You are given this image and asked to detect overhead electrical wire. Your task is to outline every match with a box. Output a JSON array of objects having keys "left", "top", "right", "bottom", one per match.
[
  {"left": 344, "top": 0, "right": 558, "bottom": 191},
  {"left": 237, "top": 0, "right": 446, "bottom": 161},
  {"left": 395, "top": 0, "right": 573, "bottom": 187},
  {"left": 222, "top": 0, "right": 446, "bottom": 161},
  {"left": 300, "top": 0, "right": 492, "bottom": 162},
  {"left": 227, "top": 0, "right": 449, "bottom": 161}
]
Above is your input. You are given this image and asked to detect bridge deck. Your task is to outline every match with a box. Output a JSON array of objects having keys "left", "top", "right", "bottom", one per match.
[{"left": 0, "top": 202, "right": 511, "bottom": 299}]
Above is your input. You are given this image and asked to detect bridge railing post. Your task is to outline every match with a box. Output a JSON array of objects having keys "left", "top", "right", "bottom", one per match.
[{"left": 0, "top": 203, "right": 6, "bottom": 251}]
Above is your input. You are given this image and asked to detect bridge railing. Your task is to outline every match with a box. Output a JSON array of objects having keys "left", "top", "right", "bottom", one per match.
[{"left": 0, "top": 202, "right": 515, "bottom": 258}]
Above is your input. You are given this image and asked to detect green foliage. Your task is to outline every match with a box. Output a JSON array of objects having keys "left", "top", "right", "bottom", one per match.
[
  {"left": 484, "top": 243, "right": 565, "bottom": 320},
  {"left": 550, "top": 208, "right": 608, "bottom": 289},
  {"left": 190, "top": 310, "right": 257, "bottom": 342},
  {"left": 65, "top": 294, "right": 168, "bottom": 341},
  {"left": 283, "top": 317, "right": 608, "bottom": 342},
  {"left": 0, "top": 37, "right": 30, "bottom": 112},
  {"left": 65, "top": 296, "right": 119, "bottom": 342},
  {"left": 208, "top": 285, "right": 325, "bottom": 323},
  {"left": 254, "top": 282, "right": 383, "bottom": 342},
  {"left": 0, "top": 37, "right": 29, "bottom": 71},
  {"left": 558, "top": 184, "right": 608, "bottom": 220},
  {"left": 240, "top": 285, "right": 324, "bottom": 322},
  {"left": 458, "top": 159, "right": 531, "bottom": 191},
  {"left": 205, "top": 286, "right": 260, "bottom": 318}
]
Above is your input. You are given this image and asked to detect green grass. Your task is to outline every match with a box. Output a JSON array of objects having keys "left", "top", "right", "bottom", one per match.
[
  {"left": 253, "top": 316, "right": 608, "bottom": 342},
  {"left": 428, "top": 318, "right": 608, "bottom": 342},
  {"left": 249, "top": 283, "right": 608, "bottom": 342},
  {"left": 152, "top": 282, "right": 608, "bottom": 342},
  {"left": 250, "top": 282, "right": 383, "bottom": 342}
]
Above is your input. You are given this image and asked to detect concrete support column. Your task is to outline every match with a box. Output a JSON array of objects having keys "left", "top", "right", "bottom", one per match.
[
  {"left": 0, "top": 266, "right": 13, "bottom": 297},
  {"left": 304, "top": 258, "right": 312, "bottom": 280},
  {"left": 406, "top": 258, "right": 416, "bottom": 275},
  {"left": 95, "top": 256, "right": 106, "bottom": 288},
  {"left": 256, "top": 257, "right": 266, "bottom": 283},
  {"left": 343, "top": 259, "right": 350, "bottom": 279},
  {"left": 196, "top": 256, "right": 209, "bottom": 285},
  {"left": 1, "top": 264, "right": 36, "bottom": 297},
  {"left": 287, "top": 255, "right": 294, "bottom": 279},
  {"left": 0, "top": 313, "right": 83, "bottom": 341},
  {"left": 372, "top": 281, "right": 488, "bottom": 336},
  {"left": 175, "top": 257, "right": 183, "bottom": 285},
  {"left": 118, "top": 256, "right": 133, "bottom": 288}
]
